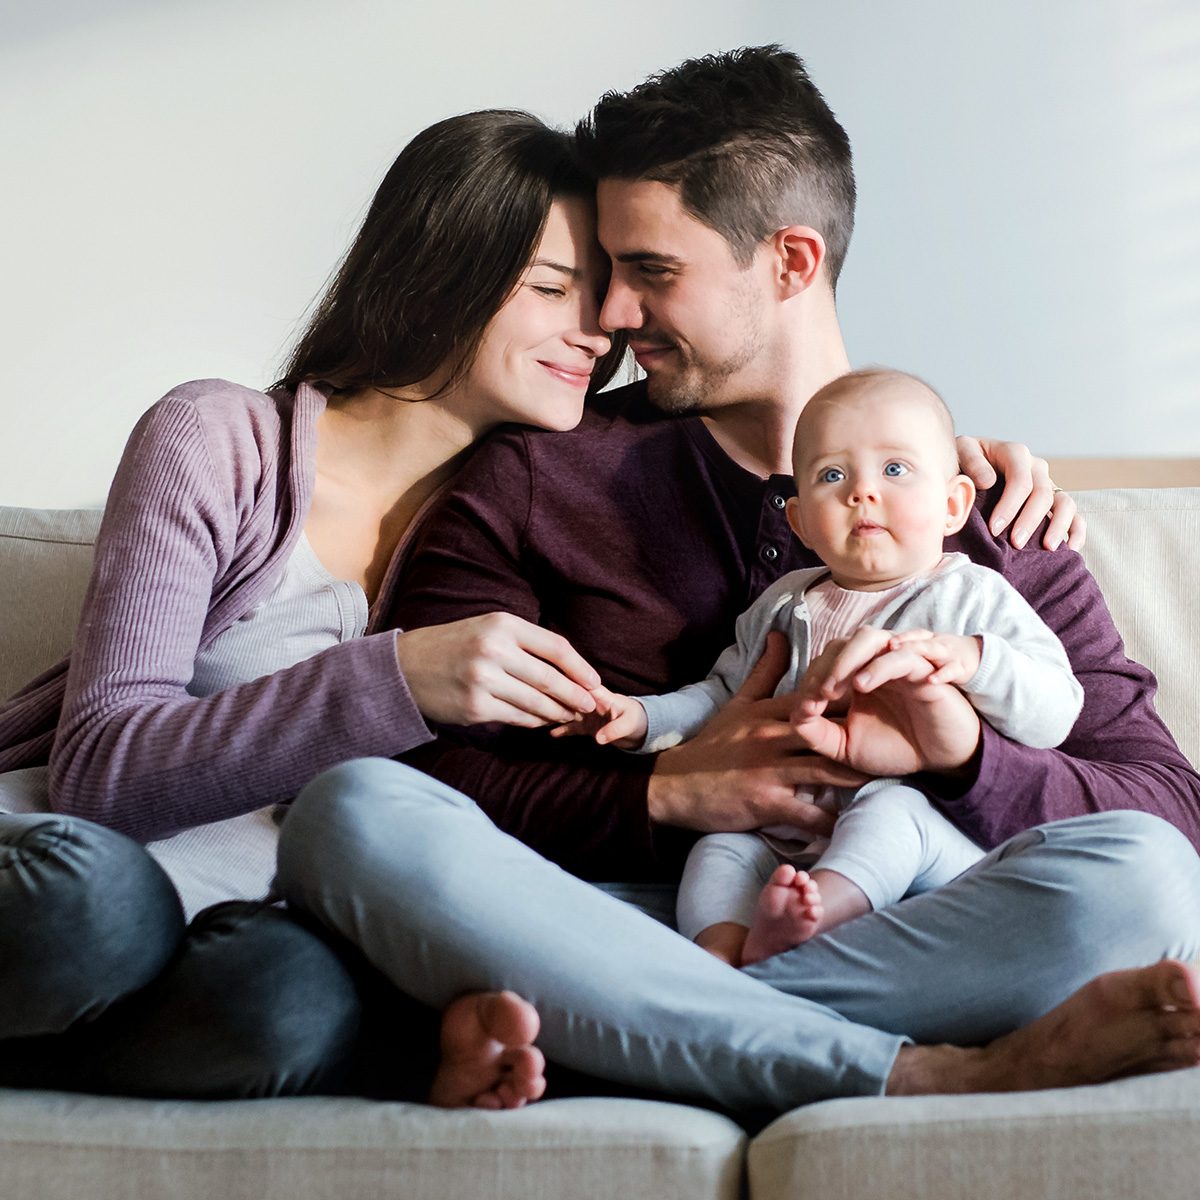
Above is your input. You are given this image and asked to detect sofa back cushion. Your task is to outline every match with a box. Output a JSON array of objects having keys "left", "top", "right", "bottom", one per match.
[
  {"left": 0, "top": 507, "right": 102, "bottom": 702},
  {"left": 1073, "top": 488, "right": 1200, "bottom": 768},
  {"left": 0, "top": 492, "right": 1197, "bottom": 769}
]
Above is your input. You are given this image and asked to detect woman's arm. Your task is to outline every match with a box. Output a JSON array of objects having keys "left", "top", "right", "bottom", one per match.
[
  {"left": 955, "top": 435, "right": 1083, "bottom": 550},
  {"left": 50, "top": 393, "right": 433, "bottom": 841}
]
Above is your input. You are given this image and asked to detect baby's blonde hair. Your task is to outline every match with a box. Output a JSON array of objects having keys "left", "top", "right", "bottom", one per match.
[{"left": 794, "top": 367, "right": 959, "bottom": 478}]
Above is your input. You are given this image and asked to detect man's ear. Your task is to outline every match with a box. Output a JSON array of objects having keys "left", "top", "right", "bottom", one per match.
[
  {"left": 945, "top": 474, "right": 977, "bottom": 535},
  {"left": 771, "top": 226, "right": 826, "bottom": 299},
  {"left": 785, "top": 495, "right": 812, "bottom": 546}
]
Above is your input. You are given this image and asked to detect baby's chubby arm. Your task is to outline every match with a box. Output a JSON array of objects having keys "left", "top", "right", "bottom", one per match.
[
  {"left": 551, "top": 686, "right": 650, "bottom": 749},
  {"left": 815, "top": 571, "right": 1084, "bottom": 751},
  {"left": 904, "top": 566, "right": 1085, "bottom": 749},
  {"left": 552, "top": 585, "right": 805, "bottom": 755},
  {"left": 788, "top": 564, "right": 1085, "bottom": 761}
]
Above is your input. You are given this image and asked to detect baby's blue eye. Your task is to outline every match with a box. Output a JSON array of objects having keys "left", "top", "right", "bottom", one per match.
[
  {"left": 819, "top": 467, "right": 845, "bottom": 484},
  {"left": 883, "top": 462, "right": 908, "bottom": 477}
]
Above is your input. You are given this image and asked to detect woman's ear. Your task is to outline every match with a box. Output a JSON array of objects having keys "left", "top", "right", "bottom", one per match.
[
  {"left": 786, "top": 495, "right": 811, "bottom": 546},
  {"left": 945, "top": 473, "right": 977, "bottom": 535},
  {"left": 771, "top": 226, "right": 826, "bottom": 300}
]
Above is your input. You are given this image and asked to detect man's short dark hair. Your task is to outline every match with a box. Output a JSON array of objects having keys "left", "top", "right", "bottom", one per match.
[{"left": 576, "top": 45, "right": 856, "bottom": 287}]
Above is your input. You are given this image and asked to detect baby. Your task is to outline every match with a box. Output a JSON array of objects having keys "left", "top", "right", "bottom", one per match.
[{"left": 555, "top": 367, "right": 1084, "bottom": 966}]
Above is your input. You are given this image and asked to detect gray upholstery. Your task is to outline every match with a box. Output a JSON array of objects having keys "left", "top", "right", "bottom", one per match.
[
  {"left": 0, "top": 506, "right": 100, "bottom": 701},
  {"left": 0, "top": 1092, "right": 746, "bottom": 1200},
  {"left": 750, "top": 1070, "right": 1200, "bottom": 1200}
]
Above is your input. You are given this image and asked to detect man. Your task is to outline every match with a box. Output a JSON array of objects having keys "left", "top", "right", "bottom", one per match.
[{"left": 277, "top": 46, "right": 1200, "bottom": 1112}]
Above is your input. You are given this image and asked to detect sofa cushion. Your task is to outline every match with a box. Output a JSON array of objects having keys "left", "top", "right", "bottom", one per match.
[
  {"left": 748, "top": 1066, "right": 1200, "bottom": 1200},
  {"left": 1074, "top": 487, "right": 1200, "bottom": 767},
  {"left": 0, "top": 506, "right": 101, "bottom": 703},
  {"left": 0, "top": 1091, "right": 746, "bottom": 1200}
]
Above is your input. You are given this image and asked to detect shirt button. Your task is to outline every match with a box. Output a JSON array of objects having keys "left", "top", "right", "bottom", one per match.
[
  {"left": 763, "top": 545, "right": 779, "bottom": 561},
  {"left": 770, "top": 494, "right": 787, "bottom": 509}
]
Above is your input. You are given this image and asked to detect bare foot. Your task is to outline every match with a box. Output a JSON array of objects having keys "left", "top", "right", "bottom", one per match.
[
  {"left": 428, "top": 991, "right": 547, "bottom": 1110},
  {"left": 887, "top": 959, "right": 1200, "bottom": 1095},
  {"left": 742, "top": 865, "right": 824, "bottom": 965}
]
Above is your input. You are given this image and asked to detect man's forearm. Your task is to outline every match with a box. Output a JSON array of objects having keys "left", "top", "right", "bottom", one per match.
[{"left": 927, "top": 721, "right": 1200, "bottom": 852}]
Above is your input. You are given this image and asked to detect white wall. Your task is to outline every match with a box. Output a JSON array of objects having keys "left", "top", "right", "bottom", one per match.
[{"left": 1, "top": 0, "right": 1196, "bottom": 508}]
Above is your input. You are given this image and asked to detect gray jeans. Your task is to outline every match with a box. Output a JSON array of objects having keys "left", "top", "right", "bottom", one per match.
[{"left": 276, "top": 758, "right": 1200, "bottom": 1116}]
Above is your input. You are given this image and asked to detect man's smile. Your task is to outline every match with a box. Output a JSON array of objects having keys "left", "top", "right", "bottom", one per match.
[{"left": 627, "top": 339, "right": 676, "bottom": 370}]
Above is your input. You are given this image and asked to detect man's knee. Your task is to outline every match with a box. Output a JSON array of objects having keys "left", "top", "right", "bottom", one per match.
[
  {"left": 1040, "top": 809, "right": 1198, "bottom": 875},
  {"left": 1034, "top": 810, "right": 1200, "bottom": 952},
  {"left": 278, "top": 758, "right": 477, "bottom": 898},
  {"left": 0, "top": 814, "right": 184, "bottom": 1036},
  {"left": 83, "top": 902, "right": 362, "bottom": 1099}
]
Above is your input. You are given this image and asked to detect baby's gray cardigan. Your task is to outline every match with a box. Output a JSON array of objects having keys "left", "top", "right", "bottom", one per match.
[{"left": 637, "top": 553, "right": 1085, "bottom": 755}]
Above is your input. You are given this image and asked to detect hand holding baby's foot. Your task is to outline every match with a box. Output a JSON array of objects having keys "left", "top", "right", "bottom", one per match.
[
  {"left": 429, "top": 991, "right": 546, "bottom": 1110},
  {"left": 742, "top": 865, "right": 824, "bottom": 965}
]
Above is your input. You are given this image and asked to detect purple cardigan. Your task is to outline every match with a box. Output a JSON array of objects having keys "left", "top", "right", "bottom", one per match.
[
  {"left": 394, "top": 383, "right": 1200, "bottom": 882},
  {"left": 0, "top": 380, "right": 432, "bottom": 841}
]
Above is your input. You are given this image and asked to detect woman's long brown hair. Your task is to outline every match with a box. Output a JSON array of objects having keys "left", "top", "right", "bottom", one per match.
[{"left": 278, "top": 109, "right": 624, "bottom": 396}]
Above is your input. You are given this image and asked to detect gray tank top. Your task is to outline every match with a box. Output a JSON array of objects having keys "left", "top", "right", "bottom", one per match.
[{"left": 187, "top": 532, "right": 369, "bottom": 697}]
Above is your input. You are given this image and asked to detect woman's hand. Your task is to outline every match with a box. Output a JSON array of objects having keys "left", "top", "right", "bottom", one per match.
[
  {"left": 955, "top": 435, "right": 1084, "bottom": 551},
  {"left": 395, "top": 612, "right": 601, "bottom": 728}
]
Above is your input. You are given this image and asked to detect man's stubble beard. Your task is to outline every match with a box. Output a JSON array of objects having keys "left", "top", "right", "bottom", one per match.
[{"left": 643, "top": 281, "right": 769, "bottom": 416}]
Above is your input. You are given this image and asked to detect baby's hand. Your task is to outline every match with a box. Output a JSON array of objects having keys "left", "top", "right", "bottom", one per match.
[
  {"left": 886, "top": 630, "right": 982, "bottom": 686},
  {"left": 549, "top": 686, "right": 649, "bottom": 749}
]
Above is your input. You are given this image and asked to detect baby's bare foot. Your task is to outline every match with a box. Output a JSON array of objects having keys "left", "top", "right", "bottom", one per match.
[
  {"left": 429, "top": 991, "right": 546, "bottom": 1110},
  {"left": 742, "top": 865, "right": 824, "bottom": 965}
]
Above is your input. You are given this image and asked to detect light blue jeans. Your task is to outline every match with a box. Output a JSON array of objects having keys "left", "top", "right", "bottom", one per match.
[
  {"left": 677, "top": 782, "right": 985, "bottom": 938},
  {"left": 276, "top": 759, "right": 1200, "bottom": 1115}
]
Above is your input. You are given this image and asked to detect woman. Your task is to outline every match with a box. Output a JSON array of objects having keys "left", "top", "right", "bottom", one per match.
[{"left": 0, "top": 109, "right": 619, "bottom": 1107}]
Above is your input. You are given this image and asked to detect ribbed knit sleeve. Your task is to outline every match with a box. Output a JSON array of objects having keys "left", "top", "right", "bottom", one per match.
[{"left": 49, "top": 389, "right": 431, "bottom": 841}]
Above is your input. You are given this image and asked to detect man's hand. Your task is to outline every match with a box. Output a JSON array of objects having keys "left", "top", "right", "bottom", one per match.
[
  {"left": 956, "top": 435, "right": 1084, "bottom": 551},
  {"left": 791, "top": 629, "right": 983, "bottom": 777},
  {"left": 647, "top": 632, "right": 869, "bottom": 835},
  {"left": 550, "top": 686, "right": 649, "bottom": 749}
]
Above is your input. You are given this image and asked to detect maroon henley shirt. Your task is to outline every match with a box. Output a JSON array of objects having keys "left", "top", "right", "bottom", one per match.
[{"left": 392, "top": 382, "right": 1200, "bottom": 882}]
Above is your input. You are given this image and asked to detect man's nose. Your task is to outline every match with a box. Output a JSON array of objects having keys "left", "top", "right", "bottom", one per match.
[{"left": 600, "top": 278, "right": 643, "bottom": 333}]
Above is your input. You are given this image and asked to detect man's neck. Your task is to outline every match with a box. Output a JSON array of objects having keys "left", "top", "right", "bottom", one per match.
[{"left": 697, "top": 301, "right": 850, "bottom": 479}]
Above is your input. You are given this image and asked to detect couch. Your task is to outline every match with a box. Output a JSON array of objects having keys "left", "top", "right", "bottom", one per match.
[{"left": 2, "top": 484, "right": 1199, "bottom": 1200}]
